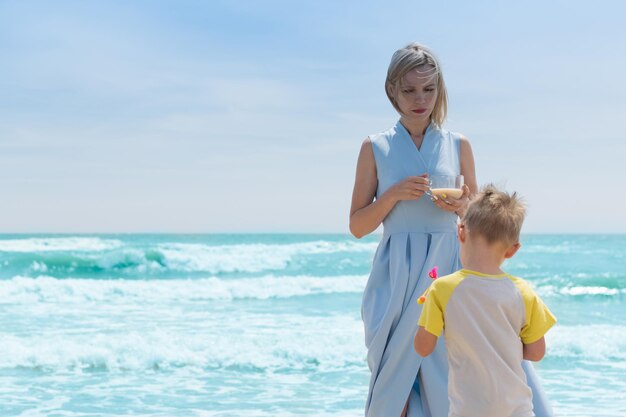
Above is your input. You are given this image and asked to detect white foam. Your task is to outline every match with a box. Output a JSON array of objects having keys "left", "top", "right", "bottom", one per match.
[
  {"left": 3, "top": 315, "right": 624, "bottom": 375},
  {"left": 30, "top": 261, "right": 48, "bottom": 273},
  {"left": 572, "top": 272, "right": 623, "bottom": 279},
  {"left": 0, "top": 237, "right": 124, "bottom": 252},
  {"left": 157, "top": 240, "right": 378, "bottom": 273},
  {"left": 0, "top": 275, "right": 368, "bottom": 303},
  {"left": 546, "top": 324, "right": 626, "bottom": 361},
  {"left": 91, "top": 248, "right": 166, "bottom": 273},
  {"left": 522, "top": 244, "right": 575, "bottom": 254},
  {"left": 560, "top": 286, "right": 623, "bottom": 296},
  {"left": 523, "top": 243, "right": 617, "bottom": 256},
  {"left": 0, "top": 314, "right": 367, "bottom": 373},
  {"left": 194, "top": 410, "right": 364, "bottom": 417},
  {"left": 538, "top": 284, "right": 625, "bottom": 297}
]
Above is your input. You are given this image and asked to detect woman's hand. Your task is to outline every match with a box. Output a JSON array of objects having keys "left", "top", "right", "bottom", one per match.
[
  {"left": 431, "top": 184, "right": 470, "bottom": 217},
  {"left": 383, "top": 174, "right": 430, "bottom": 203}
]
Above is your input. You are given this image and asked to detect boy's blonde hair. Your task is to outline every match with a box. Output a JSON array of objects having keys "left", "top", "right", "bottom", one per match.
[
  {"left": 462, "top": 184, "right": 526, "bottom": 246},
  {"left": 385, "top": 42, "right": 448, "bottom": 127}
]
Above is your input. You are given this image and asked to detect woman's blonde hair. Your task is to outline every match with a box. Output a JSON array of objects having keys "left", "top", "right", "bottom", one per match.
[{"left": 385, "top": 42, "right": 448, "bottom": 127}]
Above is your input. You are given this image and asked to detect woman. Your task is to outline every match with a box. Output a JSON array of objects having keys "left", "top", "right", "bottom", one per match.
[{"left": 350, "top": 43, "right": 553, "bottom": 417}]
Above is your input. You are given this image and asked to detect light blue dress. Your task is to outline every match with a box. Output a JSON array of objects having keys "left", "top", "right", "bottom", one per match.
[{"left": 362, "top": 121, "right": 554, "bottom": 417}]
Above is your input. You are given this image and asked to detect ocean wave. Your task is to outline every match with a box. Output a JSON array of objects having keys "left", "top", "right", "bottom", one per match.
[
  {"left": 0, "top": 240, "right": 378, "bottom": 277},
  {"left": 547, "top": 324, "right": 626, "bottom": 361},
  {"left": 0, "top": 315, "right": 367, "bottom": 373},
  {"left": 1, "top": 249, "right": 168, "bottom": 279},
  {"left": 2, "top": 320, "right": 624, "bottom": 374},
  {"left": 155, "top": 241, "right": 378, "bottom": 273},
  {"left": 4, "top": 275, "right": 623, "bottom": 305},
  {"left": 0, "top": 237, "right": 124, "bottom": 253},
  {"left": 559, "top": 286, "right": 624, "bottom": 296},
  {"left": 0, "top": 275, "right": 368, "bottom": 303},
  {"left": 537, "top": 284, "right": 626, "bottom": 297},
  {"left": 522, "top": 243, "right": 624, "bottom": 256},
  {"left": 571, "top": 272, "right": 624, "bottom": 279}
]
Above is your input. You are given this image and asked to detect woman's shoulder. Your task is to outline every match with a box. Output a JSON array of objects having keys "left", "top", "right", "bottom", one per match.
[
  {"left": 438, "top": 126, "right": 470, "bottom": 143},
  {"left": 366, "top": 124, "right": 399, "bottom": 155},
  {"left": 368, "top": 124, "right": 398, "bottom": 142},
  {"left": 437, "top": 127, "right": 472, "bottom": 155}
]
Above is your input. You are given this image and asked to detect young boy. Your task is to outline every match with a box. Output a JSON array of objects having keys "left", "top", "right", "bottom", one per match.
[{"left": 414, "top": 185, "right": 556, "bottom": 417}]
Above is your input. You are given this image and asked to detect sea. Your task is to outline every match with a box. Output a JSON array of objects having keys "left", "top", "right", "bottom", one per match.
[{"left": 0, "top": 234, "right": 624, "bottom": 417}]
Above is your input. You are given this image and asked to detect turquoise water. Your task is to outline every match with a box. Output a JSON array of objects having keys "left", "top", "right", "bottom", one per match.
[{"left": 0, "top": 234, "right": 624, "bottom": 416}]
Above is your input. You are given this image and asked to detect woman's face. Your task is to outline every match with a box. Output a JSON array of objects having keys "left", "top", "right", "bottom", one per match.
[{"left": 394, "top": 65, "right": 438, "bottom": 124}]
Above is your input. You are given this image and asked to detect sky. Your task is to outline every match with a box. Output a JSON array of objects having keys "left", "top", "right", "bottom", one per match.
[{"left": 1, "top": 0, "right": 625, "bottom": 233}]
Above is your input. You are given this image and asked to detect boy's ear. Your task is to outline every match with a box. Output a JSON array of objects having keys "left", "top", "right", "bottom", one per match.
[
  {"left": 504, "top": 242, "right": 521, "bottom": 259},
  {"left": 457, "top": 224, "right": 466, "bottom": 243}
]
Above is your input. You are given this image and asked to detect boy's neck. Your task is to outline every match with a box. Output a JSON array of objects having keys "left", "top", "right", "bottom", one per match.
[{"left": 461, "top": 247, "right": 506, "bottom": 275}]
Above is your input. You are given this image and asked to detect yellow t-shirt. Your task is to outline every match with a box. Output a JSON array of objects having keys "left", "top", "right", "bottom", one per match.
[{"left": 418, "top": 269, "right": 557, "bottom": 417}]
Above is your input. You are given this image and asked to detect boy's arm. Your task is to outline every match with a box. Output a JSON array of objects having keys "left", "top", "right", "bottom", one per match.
[
  {"left": 416, "top": 277, "right": 453, "bottom": 357},
  {"left": 523, "top": 336, "right": 545, "bottom": 361},
  {"left": 414, "top": 326, "right": 438, "bottom": 357},
  {"left": 512, "top": 277, "right": 556, "bottom": 361}
]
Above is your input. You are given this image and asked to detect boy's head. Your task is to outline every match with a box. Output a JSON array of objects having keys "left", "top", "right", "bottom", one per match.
[{"left": 459, "top": 184, "right": 526, "bottom": 259}]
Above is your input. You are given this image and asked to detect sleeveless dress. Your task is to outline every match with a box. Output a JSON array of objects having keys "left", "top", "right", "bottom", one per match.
[{"left": 362, "top": 121, "right": 554, "bottom": 417}]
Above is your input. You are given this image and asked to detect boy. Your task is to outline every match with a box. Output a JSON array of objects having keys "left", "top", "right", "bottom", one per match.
[{"left": 414, "top": 185, "right": 556, "bottom": 417}]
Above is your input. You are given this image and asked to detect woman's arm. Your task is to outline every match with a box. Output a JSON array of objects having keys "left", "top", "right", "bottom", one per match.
[
  {"left": 459, "top": 136, "right": 478, "bottom": 194},
  {"left": 349, "top": 139, "right": 394, "bottom": 238},
  {"left": 349, "top": 138, "right": 429, "bottom": 238}
]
